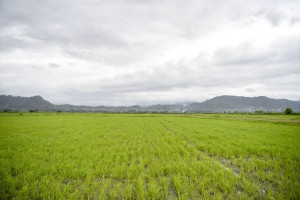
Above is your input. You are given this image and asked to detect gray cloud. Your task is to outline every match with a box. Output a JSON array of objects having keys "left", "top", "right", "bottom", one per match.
[
  {"left": 246, "top": 88, "right": 255, "bottom": 92},
  {"left": 0, "top": 35, "right": 24, "bottom": 51},
  {"left": 0, "top": 0, "right": 300, "bottom": 105},
  {"left": 48, "top": 63, "right": 61, "bottom": 69}
]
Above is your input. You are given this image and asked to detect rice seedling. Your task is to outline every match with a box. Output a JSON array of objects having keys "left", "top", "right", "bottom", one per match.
[{"left": 0, "top": 112, "right": 299, "bottom": 199}]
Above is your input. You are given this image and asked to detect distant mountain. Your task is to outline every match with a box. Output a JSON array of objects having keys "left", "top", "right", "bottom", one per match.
[
  {"left": 1, "top": 95, "right": 300, "bottom": 113},
  {"left": 0, "top": 95, "right": 55, "bottom": 111},
  {"left": 185, "top": 95, "right": 300, "bottom": 113}
]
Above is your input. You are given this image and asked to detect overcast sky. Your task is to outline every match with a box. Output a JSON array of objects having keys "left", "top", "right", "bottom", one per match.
[{"left": 1, "top": 0, "right": 300, "bottom": 106}]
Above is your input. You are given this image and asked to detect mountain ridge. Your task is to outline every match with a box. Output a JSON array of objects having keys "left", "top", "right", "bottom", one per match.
[{"left": 1, "top": 95, "right": 300, "bottom": 113}]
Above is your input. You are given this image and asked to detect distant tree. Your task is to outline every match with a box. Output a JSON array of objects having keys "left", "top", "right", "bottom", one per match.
[
  {"left": 255, "top": 110, "right": 264, "bottom": 114},
  {"left": 285, "top": 108, "right": 293, "bottom": 115}
]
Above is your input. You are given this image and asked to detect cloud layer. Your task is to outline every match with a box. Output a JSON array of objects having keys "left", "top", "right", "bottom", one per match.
[{"left": 1, "top": 0, "right": 300, "bottom": 105}]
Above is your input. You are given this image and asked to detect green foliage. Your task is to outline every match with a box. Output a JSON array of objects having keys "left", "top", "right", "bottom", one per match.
[
  {"left": 254, "top": 110, "right": 264, "bottom": 114},
  {"left": 285, "top": 107, "right": 293, "bottom": 114},
  {"left": 0, "top": 113, "right": 299, "bottom": 199}
]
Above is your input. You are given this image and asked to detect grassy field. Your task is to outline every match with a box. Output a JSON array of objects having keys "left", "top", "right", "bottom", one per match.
[{"left": 0, "top": 113, "right": 299, "bottom": 199}]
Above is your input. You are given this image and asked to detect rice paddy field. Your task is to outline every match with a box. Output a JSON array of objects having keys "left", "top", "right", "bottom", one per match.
[{"left": 0, "top": 113, "right": 299, "bottom": 199}]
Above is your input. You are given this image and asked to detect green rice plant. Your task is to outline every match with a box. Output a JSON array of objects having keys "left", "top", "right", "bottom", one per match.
[
  {"left": 158, "top": 177, "right": 169, "bottom": 199},
  {"left": 172, "top": 175, "right": 188, "bottom": 199},
  {"left": 135, "top": 177, "right": 145, "bottom": 200},
  {"left": 124, "top": 182, "right": 133, "bottom": 199},
  {"left": 0, "top": 112, "right": 299, "bottom": 199},
  {"left": 148, "top": 179, "right": 161, "bottom": 200}
]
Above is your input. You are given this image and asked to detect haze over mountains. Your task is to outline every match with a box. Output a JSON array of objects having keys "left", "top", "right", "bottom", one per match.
[{"left": 1, "top": 95, "right": 299, "bottom": 113}]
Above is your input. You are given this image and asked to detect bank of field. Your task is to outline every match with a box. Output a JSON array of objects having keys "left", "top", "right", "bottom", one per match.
[{"left": 0, "top": 113, "right": 299, "bottom": 199}]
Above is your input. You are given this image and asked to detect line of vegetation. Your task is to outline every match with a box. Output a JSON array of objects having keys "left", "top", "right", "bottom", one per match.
[{"left": 1, "top": 108, "right": 299, "bottom": 115}]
